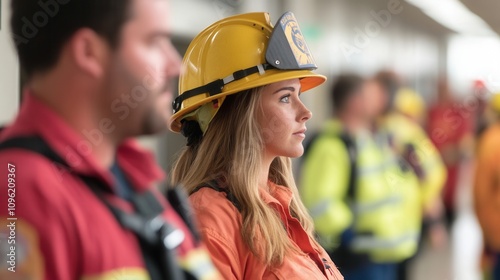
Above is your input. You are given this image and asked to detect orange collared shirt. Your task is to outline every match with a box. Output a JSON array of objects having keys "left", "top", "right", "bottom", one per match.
[
  {"left": 190, "top": 181, "right": 344, "bottom": 279},
  {"left": 474, "top": 123, "right": 500, "bottom": 250}
]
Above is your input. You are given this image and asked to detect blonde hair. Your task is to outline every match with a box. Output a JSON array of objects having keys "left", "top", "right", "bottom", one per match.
[{"left": 171, "top": 87, "right": 318, "bottom": 265}]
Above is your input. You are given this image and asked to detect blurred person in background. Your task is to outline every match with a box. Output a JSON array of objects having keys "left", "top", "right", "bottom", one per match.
[
  {"left": 0, "top": 0, "right": 219, "bottom": 279},
  {"left": 300, "top": 73, "right": 421, "bottom": 280},
  {"left": 372, "top": 71, "right": 448, "bottom": 280},
  {"left": 472, "top": 80, "right": 490, "bottom": 137},
  {"left": 169, "top": 12, "right": 343, "bottom": 279},
  {"left": 393, "top": 87, "right": 426, "bottom": 125},
  {"left": 427, "top": 78, "right": 474, "bottom": 226},
  {"left": 473, "top": 92, "right": 500, "bottom": 280}
]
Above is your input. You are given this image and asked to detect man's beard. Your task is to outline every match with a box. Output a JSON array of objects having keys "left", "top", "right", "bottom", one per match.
[{"left": 140, "top": 81, "right": 174, "bottom": 135}]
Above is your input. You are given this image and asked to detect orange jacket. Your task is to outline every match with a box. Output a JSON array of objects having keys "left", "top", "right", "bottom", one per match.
[
  {"left": 474, "top": 123, "right": 500, "bottom": 250},
  {"left": 189, "top": 182, "right": 344, "bottom": 279}
]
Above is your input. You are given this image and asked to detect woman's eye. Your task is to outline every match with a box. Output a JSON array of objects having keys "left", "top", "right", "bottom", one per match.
[{"left": 280, "top": 95, "right": 291, "bottom": 103}]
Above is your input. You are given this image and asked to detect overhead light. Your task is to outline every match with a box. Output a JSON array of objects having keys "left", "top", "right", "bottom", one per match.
[{"left": 405, "top": 0, "right": 497, "bottom": 36}]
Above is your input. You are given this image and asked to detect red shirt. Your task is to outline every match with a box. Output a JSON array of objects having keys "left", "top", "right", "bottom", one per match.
[
  {"left": 0, "top": 93, "right": 219, "bottom": 279},
  {"left": 427, "top": 103, "right": 471, "bottom": 151},
  {"left": 190, "top": 182, "right": 344, "bottom": 280},
  {"left": 427, "top": 102, "right": 472, "bottom": 209}
]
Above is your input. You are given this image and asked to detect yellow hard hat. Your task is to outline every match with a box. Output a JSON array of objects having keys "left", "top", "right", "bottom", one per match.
[
  {"left": 169, "top": 12, "right": 327, "bottom": 133},
  {"left": 489, "top": 92, "right": 500, "bottom": 113},
  {"left": 394, "top": 87, "right": 425, "bottom": 119}
]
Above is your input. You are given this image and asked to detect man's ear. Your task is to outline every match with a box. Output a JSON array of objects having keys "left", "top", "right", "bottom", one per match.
[{"left": 68, "top": 28, "right": 110, "bottom": 78}]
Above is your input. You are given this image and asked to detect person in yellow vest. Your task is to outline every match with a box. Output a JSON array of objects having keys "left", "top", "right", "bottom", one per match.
[
  {"left": 374, "top": 76, "right": 447, "bottom": 229},
  {"left": 390, "top": 87, "right": 447, "bottom": 215},
  {"left": 474, "top": 92, "right": 500, "bottom": 280},
  {"left": 371, "top": 72, "right": 448, "bottom": 280},
  {"left": 300, "top": 74, "right": 421, "bottom": 280},
  {"left": 393, "top": 87, "right": 426, "bottom": 124}
]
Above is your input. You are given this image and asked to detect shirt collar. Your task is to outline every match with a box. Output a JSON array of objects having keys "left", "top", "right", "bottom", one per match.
[{"left": 259, "top": 181, "right": 294, "bottom": 210}]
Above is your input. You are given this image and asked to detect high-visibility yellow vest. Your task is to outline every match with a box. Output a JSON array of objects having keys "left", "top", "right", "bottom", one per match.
[
  {"left": 381, "top": 113, "right": 447, "bottom": 209},
  {"left": 300, "top": 119, "right": 421, "bottom": 262}
]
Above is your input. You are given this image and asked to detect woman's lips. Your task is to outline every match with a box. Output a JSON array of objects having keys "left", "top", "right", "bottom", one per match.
[{"left": 293, "top": 129, "right": 306, "bottom": 138}]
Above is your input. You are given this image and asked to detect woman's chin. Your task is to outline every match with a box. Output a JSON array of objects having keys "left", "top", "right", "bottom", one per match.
[{"left": 282, "top": 147, "right": 305, "bottom": 158}]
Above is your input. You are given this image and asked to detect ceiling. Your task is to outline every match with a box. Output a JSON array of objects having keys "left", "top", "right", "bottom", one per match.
[
  {"left": 460, "top": 0, "right": 500, "bottom": 36},
  {"left": 350, "top": 0, "right": 453, "bottom": 37},
  {"left": 355, "top": 0, "right": 500, "bottom": 38}
]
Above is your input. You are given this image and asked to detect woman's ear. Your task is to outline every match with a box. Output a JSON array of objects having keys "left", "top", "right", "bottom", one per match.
[{"left": 67, "top": 28, "right": 110, "bottom": 79}]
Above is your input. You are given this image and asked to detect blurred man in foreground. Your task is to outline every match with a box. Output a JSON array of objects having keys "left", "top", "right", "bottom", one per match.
[{"left": 0, "top": 1, "right": 219, "bottom": 279}]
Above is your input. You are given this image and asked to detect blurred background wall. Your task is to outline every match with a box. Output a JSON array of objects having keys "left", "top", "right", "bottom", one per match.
[{"left": 0, "top": 0, "right": 20, "bottom": 125}]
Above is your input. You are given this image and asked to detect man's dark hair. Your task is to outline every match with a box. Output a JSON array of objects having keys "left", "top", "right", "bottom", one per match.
[
  {"left": 10, "top": 0, "right": 133, "bottom": 78},
  {"left": 331, "top": 74, "right": 364, "bottom": 112}
]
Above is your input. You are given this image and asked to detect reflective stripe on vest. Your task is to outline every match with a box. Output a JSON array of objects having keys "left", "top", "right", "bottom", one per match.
[
  {"left": 350, "top": 232, "right": 419, "bottom": 251},
  {"left": 308, "top": 199, "right": 332, "bottom": 218},
  {"left": 352, "top": 195, "right": 402, "bottom": 214}
]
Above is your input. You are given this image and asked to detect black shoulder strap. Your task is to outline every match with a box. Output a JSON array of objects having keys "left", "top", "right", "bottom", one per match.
[
  {"left": 190, "top": 180, "right": 242, "bottom": 212},
  {"left": 338, "top": 132, "right": 358, "bottom": 199},
  {"left": 0, "top": 136, "right": 166, "bottom": 221},
  {"left": 166, "top": 186, "right": 201, "bottom": 242},
  {"left": 303, "top": 131, "right": 358, "bottom": 199},
  {"left": 0, "top": 135, "right": 67, "bottom": 166},
  {"left": 0, "top": 136, "right": 194, "bottom": 280},
  {"left": 402, "top": 143, "right": 424, "bottom": 180}
]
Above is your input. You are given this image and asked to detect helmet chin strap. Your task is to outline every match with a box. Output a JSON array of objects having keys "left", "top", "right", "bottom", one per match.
[
  {"left": 179, "top": 98, "right": 224, "bottom": 134},
  {"left": 172, "top": 63, "right": 273, "bottom": 114}
]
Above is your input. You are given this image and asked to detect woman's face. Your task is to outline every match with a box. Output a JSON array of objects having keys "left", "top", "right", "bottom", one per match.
[{"left": 258, "top": 78, "right": 312, "bottom": 159}]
